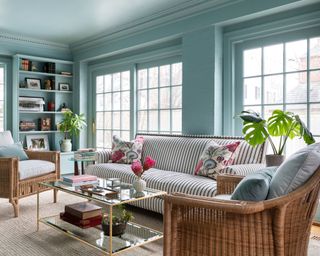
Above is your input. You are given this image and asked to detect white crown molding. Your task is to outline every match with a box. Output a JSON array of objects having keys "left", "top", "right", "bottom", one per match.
[
  {"left": 71, "top": 0, "right": 241, "bottom": 51},
  {"left": 0, "top": 31, "right": 70, "bottom": 50}
]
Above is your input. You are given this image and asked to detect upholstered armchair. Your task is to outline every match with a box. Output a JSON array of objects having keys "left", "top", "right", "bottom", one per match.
[
  {"left": 164, "top": 168, "right": 320, "bottom": 256},
  {"left": 0, "top": 131, "right": 60, "bottom": 217}
]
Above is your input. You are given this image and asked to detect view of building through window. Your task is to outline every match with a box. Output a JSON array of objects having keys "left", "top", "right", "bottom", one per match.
[
  {"left": 96, "top": 71, "right": 130, "bottom": 150},
  {"left": 0, "top": 66, "right": 4, "bottom": 131},
  {"left": 137, "top": 62, "right": 182, "bottom": 134},
  {"left": 243, "top": 37, "right": 320, "bottom": 155}
]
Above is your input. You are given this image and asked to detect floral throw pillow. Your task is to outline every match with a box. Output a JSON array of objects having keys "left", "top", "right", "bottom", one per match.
[
  {"left": 110, "top": 135, "right": 144, "bottom": 164},
  {"left": 195, "top": 141, "right": 240, "bottom": 179}
]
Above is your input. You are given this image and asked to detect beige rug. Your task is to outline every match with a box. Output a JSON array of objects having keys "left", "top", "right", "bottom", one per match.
[{"left": 0, "top": 191, "right": 319, "bottom": 256}]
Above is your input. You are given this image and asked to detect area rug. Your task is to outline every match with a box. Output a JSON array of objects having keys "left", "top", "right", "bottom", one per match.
[{"left": 0, "top": 191, "right": 319, "bottom": 256}]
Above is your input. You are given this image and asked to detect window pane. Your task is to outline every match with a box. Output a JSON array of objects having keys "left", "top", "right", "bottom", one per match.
[
  {"left": 138, "top": 111, "right": 147, "bottom": 131},
  {"left": 244, "top": 105, "right": 262, "bottom": 116},
  {"left": 138, "top": 90, "right": 147, "bottom": 109},
  {"left": 121, "top": 111, "right": 130, "bottom": 130},
  {"left": 310, "top": 70, "right": 320, "bottom": 102},
  {"left": 172, "top": 110, "right": 182, "bottom": 131},
  {"left": 264, "top": 44, "right": 283, "bottom": 74},
  {"left": 104, "top": 93, "right": 112, "bottom": 111},
  {"left": 149, "top": 110, "right": 158, "bottom": 131},
  {"left": 96, "top": 94, "right": 104, "bottom": 111},
  {"left": 96, "top": 112, "right": 104, "bottom": 129},
  {"left": 243, "top": 77, "right": 261, "bottom": 105},
  {"left": 286, "top": 104, "right": 307, "bottom": 124},
  {"left": 285, "top": 39, "right": 307, "bottom": 72},
  {"left": 96, "top": 130, "right": 104, "bottom": 148},
  {"left": 160, "top": 88, "right": 170, "bottom": 109},
  {"left": 243, "top": 48, "right": 261, "bottom": 77},
  {"left": 310, "top": 37, "right": 320, "bottom": 69},
  {"left": 104, "top": 131, "right": 112, "bottom": 149},
  {"left": 112, "top": 111, "right": 120, "bottom": 129},
  {"left": 160, "top": 110, "right": 170, "bottom": 131},
  {"left": 138, "top": 69, "right": 147, "bottom": 89},
  {"left": 104, "top": 112, "right": 111, "bottom": 129},
  {"left": 121, "top": 131, "right": 130, "bottom": 142},
  {"left": 149, "top": 67, "right": 158, "bottom": 88},
  {"left": 121, "top": 91, "right": 130, "bottom": 110},
  {"left": 160, "top": 65, "right": 170, "bottom": 86},
  {"left": 172, "top": 86, "right": 182, "bottom": 108},
  {"left": 148, "top": 89, "right": 158, "bottom": 109},
  {"left": 121, "top": 71, "right": 130, "bottom": 91},
  {"left": 96, "top": 76, "right": 104, "bottom": 93},
  {"left": 172, "top": 63, "right": 182, "bottom": 85},
  {"left": 113, "top": 92, "right": 120, "bottom": 110},
  {"left": 104, "top": 74, "right": 112, "bottom": 92},
  {"left": 264, "top": 75, "right": 283, "bottom": 104},
  {"left": 113, "top": 73, "right": 120, "bottom": 91},
  {"left": 264, "top": 105, "right": 283, "bottom": 120},
  {"left": 286, "top": 72, "right": 307, "bottom": 103},
  {"left": 310, "top": 104, "right": 320, "bottom": 135}
]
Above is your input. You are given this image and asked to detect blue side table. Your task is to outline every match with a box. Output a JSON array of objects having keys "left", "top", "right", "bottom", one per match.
[{"left": 69, "top": 157, "right": 96, "bottom": 175}]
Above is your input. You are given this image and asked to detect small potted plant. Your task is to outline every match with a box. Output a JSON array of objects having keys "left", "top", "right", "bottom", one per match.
[
  {"left": 239, "top": 109, "right": 315, "bottom": 166},
  {"left": 101, "top": 205, "right": 134, "bottom": 236},
  {"left": 57, "top": 110, "right": 87, "bottom": 152}
]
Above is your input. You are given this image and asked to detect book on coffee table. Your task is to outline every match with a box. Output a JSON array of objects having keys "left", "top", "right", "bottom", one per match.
[{"left": 65, "top": 202, "right": 102, "bottom": 220}]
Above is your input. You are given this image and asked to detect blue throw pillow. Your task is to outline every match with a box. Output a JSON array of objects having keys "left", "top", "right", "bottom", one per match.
[
  {"left": 0, "top": 143, "right": 29, "bottom": 161},
  {"left": 231, "top": 167, "right": 277, "bottom": 201}
]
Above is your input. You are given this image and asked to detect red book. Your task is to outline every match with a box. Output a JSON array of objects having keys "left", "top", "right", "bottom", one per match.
[{"left": 60, "top": 212, "right": 102, "bottom": 229}]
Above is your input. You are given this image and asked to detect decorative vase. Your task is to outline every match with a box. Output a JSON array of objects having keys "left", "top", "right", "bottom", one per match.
[
  {"left": 60, "top": 139, "right": 72, "bottom": 152},
  {"left": 132, "top": 177, "right": 146, "bottom": 197},
  {"left": 102, "top": 222, "right": 127, "bottom": 236},
  {"left": 266, "top": 154, "right": 285, "bottom": 167}
]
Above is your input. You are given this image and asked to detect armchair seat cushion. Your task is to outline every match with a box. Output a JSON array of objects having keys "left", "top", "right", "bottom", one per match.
[{"left": 19, "top": 160, "right": 55, "bottom": 180}]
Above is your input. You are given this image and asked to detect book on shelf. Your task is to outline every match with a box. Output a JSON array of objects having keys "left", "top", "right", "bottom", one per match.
[
  {"left": 65, "top": 202, "right": 102, "bottom": 220},
  {"left": 60, "top": 212, "right": 102, "bottom": 229}
]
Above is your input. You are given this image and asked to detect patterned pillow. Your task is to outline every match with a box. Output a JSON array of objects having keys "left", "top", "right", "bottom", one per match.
[
  {"left": 110, "top": 135, "right": 144, "bottom": 164},
  {"left": 195, "top": 141, "right": 240, "bottom": 179}
]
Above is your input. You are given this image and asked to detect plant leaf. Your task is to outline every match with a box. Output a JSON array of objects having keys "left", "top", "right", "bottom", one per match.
[
  {"left": 267, "top": 110, "right": 296, "bottom": 137},
  {"left": 239, "top": 110, "right": 264, "bottom": 123},
  {"left": 242, "top": 120, "right": 269, "bottom": 147},
  {"left": 295, "top": 115, "right": 315, "bottom": 145}
]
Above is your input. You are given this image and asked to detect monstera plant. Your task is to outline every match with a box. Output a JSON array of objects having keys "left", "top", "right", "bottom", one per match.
[{"left": 239, "top": 109, "right": 315, "bottom": 166}]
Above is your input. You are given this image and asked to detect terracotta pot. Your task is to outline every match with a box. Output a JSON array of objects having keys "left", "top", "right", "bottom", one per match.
[
  {"left": 266, "top": 154, "right": 285, "bottom": 167},
  {"left": 102, "top": 222, "right": 127, "bottom": 236}
]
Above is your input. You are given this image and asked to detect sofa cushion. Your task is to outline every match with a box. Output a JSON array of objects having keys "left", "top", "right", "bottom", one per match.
[
  {"left": 268, "top": 143, "right": 320, "bottom": 199},
  {"left": 195, "top": 141, "right": 240, "bottom": 179},
  {"left": 86, "top": 163, "right": 217, "bottom": 197},
  {"left": 19, "top": 160, "right": 55, "bottom": 180},
  {"left": 231, "top": 166, "right": 277, "bottom": 201},
  {"left": 0, "top": 131, "right": 14, "bottom": 146},
  {"left": 110, "top": 135, "right": 144, "bottom": 164},
  {"left": 0, "top": 143, "right": 29, "bottom": 161},
  {"left": 214, "top": 194, "right": 232, "bottom": 200}
]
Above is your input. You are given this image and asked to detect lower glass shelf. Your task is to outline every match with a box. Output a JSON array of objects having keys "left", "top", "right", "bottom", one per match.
[{"left": 40, "top": 215, "right": 162, "bottom": 254}]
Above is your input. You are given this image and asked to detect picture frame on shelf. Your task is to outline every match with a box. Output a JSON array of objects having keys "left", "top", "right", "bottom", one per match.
[
  {"left": 26, "top": 134, "right": 49, "bottom": 151},
  {"left": 25, "top": 78, "right": 41, "bottom": 89},
  {"left": 39, "top": 117, "right": 51, "bottom": 131},
  {"left": 59, "top": 83, "right": 70, "bottom": 91}
]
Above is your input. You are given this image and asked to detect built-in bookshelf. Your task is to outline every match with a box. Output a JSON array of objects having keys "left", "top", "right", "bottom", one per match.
[{"left": 13, "top": 54, "right": 74, "bottom": 151}]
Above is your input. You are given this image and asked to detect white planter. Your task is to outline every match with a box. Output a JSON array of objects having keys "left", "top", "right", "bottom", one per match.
[{"left": 60, "top": 139, "right": 72, "bottom": 152}]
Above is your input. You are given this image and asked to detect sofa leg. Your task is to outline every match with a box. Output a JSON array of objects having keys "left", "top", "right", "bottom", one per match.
[
  {"left": 53, "top": 189, "right": 58, "bottom": 203},
  {"left": 11, "top": 199, "right": 19, "bottom": 217}
]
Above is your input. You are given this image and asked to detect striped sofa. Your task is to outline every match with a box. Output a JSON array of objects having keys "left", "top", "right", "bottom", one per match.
[{"left": 86, "top": 134, "right": 267, "bottom": 214}]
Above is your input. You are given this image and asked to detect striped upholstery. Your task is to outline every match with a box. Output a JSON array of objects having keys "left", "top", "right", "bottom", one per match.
[{"left": 89, "top": 134, "right": 267, "bottom": 213}]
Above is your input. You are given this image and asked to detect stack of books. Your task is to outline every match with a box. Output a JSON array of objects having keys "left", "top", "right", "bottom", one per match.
[
  {"left": 74, "top": 148, "right": 96, "bottom": 161},
  {"left": 62, "top": 175, "right": 98, "bottom": 186},
  {"left": 60, "top": 202, "right": 102, "bottom": 229}
]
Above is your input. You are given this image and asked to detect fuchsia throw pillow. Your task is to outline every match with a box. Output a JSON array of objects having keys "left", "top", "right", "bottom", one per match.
[
  {"left": 110, "top": 135, "right": 144, "bottom": 164},
  {"left": 195, "top": 141, "right": 240, "bottom": 179}
]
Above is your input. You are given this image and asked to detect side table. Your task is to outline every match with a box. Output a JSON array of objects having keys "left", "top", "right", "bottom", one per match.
[{"left": 69, "top": 157, "right": 96, "bottom": 175}]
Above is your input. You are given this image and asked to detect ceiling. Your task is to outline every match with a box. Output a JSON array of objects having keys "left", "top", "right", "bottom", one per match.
[{"left": 0, "top": 0, "right": 194, "bottom": 45}]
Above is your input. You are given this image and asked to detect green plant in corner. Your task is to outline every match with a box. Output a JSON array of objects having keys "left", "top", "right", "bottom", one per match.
[{"left": 239, "top": 109, "right": 315, "bottom": 155}]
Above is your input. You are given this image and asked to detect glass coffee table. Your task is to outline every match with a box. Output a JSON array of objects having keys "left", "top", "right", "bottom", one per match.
[{"left": 37, "top": 178, "right": 166, "bottom": 255}]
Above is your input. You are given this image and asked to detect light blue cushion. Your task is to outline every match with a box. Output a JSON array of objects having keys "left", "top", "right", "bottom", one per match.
[
  {"left": 231, "top": 167, "right": 277, "bottom": 201},
  {"left": 0, "top": 143, "right": 29, "bottom": 161},
  {"left": 267, "top": 143, "right": 320, "bottom": 199}
]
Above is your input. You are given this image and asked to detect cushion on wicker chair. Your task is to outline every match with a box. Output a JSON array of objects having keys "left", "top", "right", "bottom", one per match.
[
  {"left": 0, "top": 131, "right": 14, "bottom": 146},
  {"left": 268, "top": 143, "right": 320, "bottom": 199},
  {"left": 231, "top": 166, "right": 277, "bottom": 201},
  {"left": 0, "top": 143, "right": 29, "bottom": 161},
  {"left": 19, "top": 160, "right": 55, "bottom": 180}
]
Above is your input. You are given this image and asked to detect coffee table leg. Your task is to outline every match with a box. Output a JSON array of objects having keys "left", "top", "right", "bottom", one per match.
[
  {"left": 109, "top": 206, "right": 113, "bottom": 255},
  {"left": 37, "top": 190, "right": 40, "bottom": 231}
]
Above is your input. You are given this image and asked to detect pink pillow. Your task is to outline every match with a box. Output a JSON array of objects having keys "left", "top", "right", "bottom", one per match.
[{"left": 195, "top": 141, "right": 240, "bottom": 179}]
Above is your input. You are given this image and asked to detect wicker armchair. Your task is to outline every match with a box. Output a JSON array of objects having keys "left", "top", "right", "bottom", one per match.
[
  {"left": 0, "top": 150, "right": 60, "bottom": 217},
  {"left": 164, "top": 168, "right": 320, "bottom": 256}
]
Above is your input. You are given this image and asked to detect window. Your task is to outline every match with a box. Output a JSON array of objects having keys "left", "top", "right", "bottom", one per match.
[
  {"left": 95, "top": 70, "right": 130, "bottom": 150},
  {"left": 137, "top": 62, "right": 182, "bottom": 134},
  {"left": 0, "top": 66, "right": 4, "bottom": 131},
  {"left": 242, "top": 36, "right": 320, "bottom": 154}
]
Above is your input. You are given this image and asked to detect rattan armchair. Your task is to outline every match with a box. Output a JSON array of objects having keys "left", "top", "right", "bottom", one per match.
[
  {"left": 0, "top": 150, "right": 60, "bottom": 217},
  {"left": 164, "top": 168, "right": 320, "bottom": 256}
]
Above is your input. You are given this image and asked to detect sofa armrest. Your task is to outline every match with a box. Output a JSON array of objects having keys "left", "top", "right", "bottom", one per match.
[
  {"left": 96, "top": 149, "right": 113, "bottom": 163},
  {"left": 222, "top": 163, "right": 265, "bottom": 176},
  {"left": 216, "top": 174, "right": 244, "bottom": 195},
  {"left": 0, "top": 157, "right": 19, "bottom": 196}
]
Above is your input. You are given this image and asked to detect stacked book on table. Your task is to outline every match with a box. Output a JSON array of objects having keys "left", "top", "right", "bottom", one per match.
[
  {"left": 74, "top": 148, "right": 96, "bottom": 161},
  {"left": 62, "top": 175, "right": 98, "bottom": 186},
  {"left": 60, "top": 202, "right": 102, "bottom": 229}
]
